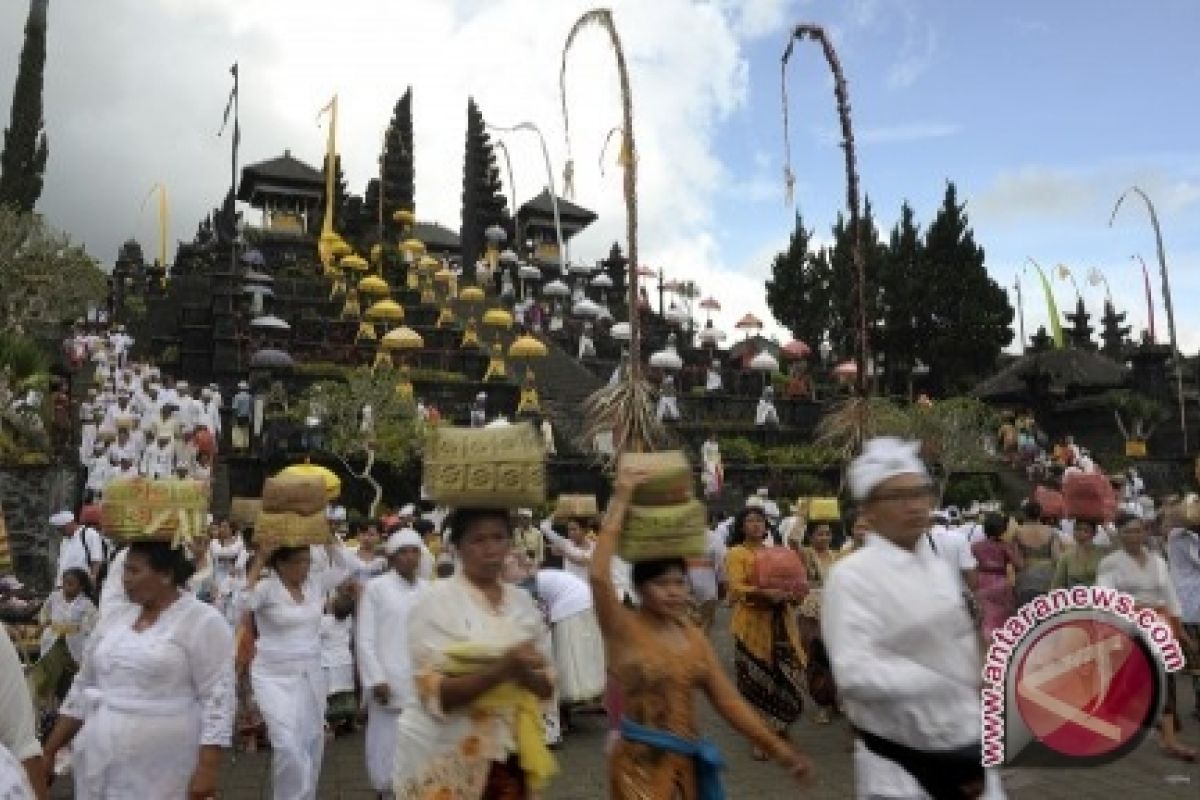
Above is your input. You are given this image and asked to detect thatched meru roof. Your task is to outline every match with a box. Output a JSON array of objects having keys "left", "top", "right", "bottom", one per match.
[{"left": 972, "top": 348, "right": 1127, "bottom": 402}]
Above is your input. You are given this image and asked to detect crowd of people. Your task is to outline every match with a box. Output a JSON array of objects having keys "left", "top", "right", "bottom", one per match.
[{"left": 0, "top": 324, "right": 1197, "bottom": 798}]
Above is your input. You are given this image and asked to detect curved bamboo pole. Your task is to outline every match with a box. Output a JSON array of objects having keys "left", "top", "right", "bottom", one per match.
[
  {"left": 561, "top": 8, "right": 639, "bottom": 374},
  {"left": 1110, "top": 187, "right": 1187, "bottom": 449},
  {"left": 782, "top": 23, "right": 870, "bottom": 439},
  {"left": 487, "top": 122, "right": 567, "bottom": 273},
  {"left": 562, "top": 8, "right": 659, "bottom": 458}
]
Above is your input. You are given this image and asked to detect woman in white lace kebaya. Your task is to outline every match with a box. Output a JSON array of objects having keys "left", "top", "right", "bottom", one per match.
[{"left": 42, "top": 541, "right": 235, "bottom": 800}]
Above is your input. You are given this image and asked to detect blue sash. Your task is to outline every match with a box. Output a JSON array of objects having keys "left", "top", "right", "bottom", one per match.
[{"left": 619, "top": 717, "right": 726, "bottom": 800}]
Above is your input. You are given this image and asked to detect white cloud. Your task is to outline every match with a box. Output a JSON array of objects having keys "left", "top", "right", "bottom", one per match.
[
  {"left": 886, "top": 18, "right": 937, "bottom": 89},
  {"left": 974, "top": 165, "right": 1200, "bottom": 224}
]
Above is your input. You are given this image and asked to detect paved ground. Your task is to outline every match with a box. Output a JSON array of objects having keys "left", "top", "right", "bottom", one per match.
[{"left": 53, "top": 610, "right": 1200, "bottom": 798}]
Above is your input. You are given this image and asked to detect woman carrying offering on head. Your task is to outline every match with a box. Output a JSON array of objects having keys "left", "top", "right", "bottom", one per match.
[
  {"left": 798, "top": 521, "right": 839, "bottom": 724},
  {"left": 724, "top": 506, "right": 807, "bottom": 759},
  {"left": 593, "top": 462, "right": 811, "bottom": 798}
]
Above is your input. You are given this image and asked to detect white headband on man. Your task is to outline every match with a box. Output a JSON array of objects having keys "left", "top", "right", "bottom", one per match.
[
  {"left": 384, "top": 528, "right": 423, "bottom": 555},
  {"left": 848, "top": 437, "right": 929, "bottom": 502}
]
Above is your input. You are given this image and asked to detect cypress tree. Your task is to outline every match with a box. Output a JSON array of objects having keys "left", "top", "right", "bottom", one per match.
[
  {"left": 918, "top": 182, "right": 1014, "bottom": 393},
  {"left": 876, "top": 201, "right": 923, "bottom": 395},
  {"left": 381, "top": 87, "right": 415, "bottom": 234},
  {"left": 0, "top": 0, "right": 50, "bottom": 212},
  {"left": 765, "top": 211, "right": 831, "bottom": 350},
  {"left": 459, "top": 97, "right": 510, "bottom": 279}
]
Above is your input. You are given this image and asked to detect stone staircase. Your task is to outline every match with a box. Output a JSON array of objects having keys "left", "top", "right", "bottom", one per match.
[{"left": 527, "top": 336, "right": 603, "bottom": 457}]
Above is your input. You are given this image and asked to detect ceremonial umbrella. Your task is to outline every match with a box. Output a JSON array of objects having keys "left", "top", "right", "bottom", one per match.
[
  {"left": 365, "top": 300, "right": 405, "bottom": 323},
  {"left": 543, "top": 279, "right": 570, "bottom": 297},
  {"left": 381, "top": 326, "right": 424, "bottom": 351},
  {"left": 781, "top": 340, "right": 812, "bottom": 359},
  {"left": 399, "top": 238, "right": 426, "bottom": 260},
  {"left": 244, "top": 269, "right": 273, "bottom": 284},
  {"left": 833, "top": 360, "right": 858, "bottom": 377},
  {"left": 572, "top": 298, "right": 602, "bottom": 318},
  {"left": 750, "top": 351, "right": 779, "bottom": 373},
  {"left": 734, "top": 313, "right": 763, "bottom": 338},
  {"left": 699, "top": 296, "right": 720, "bottom": 322},
  {"left": 393, "top": 209, "right": 416, "bottom": 227},
  {"left": 482, "top": 308, "right": 514, "bottom": 330},
  {"left": 591, "top": 273, "right": 614, "bottom": 288},
  {"left": 649, "top": 346, "right": 683, "bottom": 371},
  {"left": 250, "top": 315, "right": 290, "bottom": 330},
  {"left": 698, "top": 326, "right": 725, "bottom": 345},
  {"left": 459, "top": 285, "right": 485, "bottom": 304},
  {"left": 508, "top": 334, "right": 548, "bottom": 359},
  {"left": 357, "top": 275, "right": 390, "bottom": 297},
  {"left": 610, "top": 322, "right": 632, "bottom": 340},
  {"left": 249, "top": 348, "right": 293, "bottom": 370}
]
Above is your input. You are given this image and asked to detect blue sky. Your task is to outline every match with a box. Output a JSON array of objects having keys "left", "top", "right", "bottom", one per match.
[
  {"left": 0, "top": 0, "right": 1195, "bottom": 351},
  {"left": 718, "top": 0, "right": 1199, "bottom": 351}
]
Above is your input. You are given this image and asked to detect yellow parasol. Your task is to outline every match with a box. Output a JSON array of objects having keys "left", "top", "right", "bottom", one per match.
[
  {"left": 381, "top": 325, "right": 424, "bottom": 351},
  {"left": 459, "top": 285, "right": 485, "bottom": 304},
  {"left": 400, "top": 238, "right": 426, "bottom": 257},
  {"left": 393, "top": 209, "right": 416, "bottom": 226},
  {"left": 331, "top": 240, "right": 353, "bottom": 259},
  {"left": 434, "top": 267, "right": 454, "bottom": 283},
  {"left": 340, "top": 254, "right": 369, "bottom": 272},
  {"left": 482, "top": 308, "right": 514, "bottom": 330},
  {"left": 358, "top": 275, "right": 390, "bottom": 297},
  {"left": 365, "top": 299, "right": 405, "bottom": 323},
  {"left": 508, "top": 334, "right": 548, "bottom": 359},
  {"left": 278, "top": 463, "right": 341, "bottom": 500},
  {"left": 418, "top": 255, "right": 440, "bottom": 273}
]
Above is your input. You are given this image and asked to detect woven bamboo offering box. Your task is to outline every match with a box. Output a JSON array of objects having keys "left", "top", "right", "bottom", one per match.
[
  {"left": 229, "top": 497, "right": 262, "bottom": 529},
  {"left": 554, "top": 494, "right": 599, "bottom": 522},
  {"left": 255, "top": 475, "right": 333, "bottom": 546},
  {"left": 617, "top": 450, "right": 706, "bottom": 561},
  {"left": 101, "top": 478, "right": 210, "bottom": 545},
  {"left": 805, "top": 496, "right": 841, "bottom": 522},
  {"left": 424, "top": 422, "right": 546, "bottom": 508}
]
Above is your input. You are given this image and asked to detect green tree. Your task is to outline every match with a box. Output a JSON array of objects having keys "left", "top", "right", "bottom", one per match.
[
  {"left": 0, "top": 0, "right": 49, "bottom": 212},
  {"left": 876, "top": 201, "right": 923, "bottom": 396},
  {"left": 460, "top": 97, "right": 510, "bottom": 280},
  {"left": 293, "top": 367, "right": 422, "bottom": 517},
  {"left": 827, "top": 198, "right": 887, "bottom": 363},
  {"left": 918, "top": 182, "right": 1014, "bottom": 394},
  {"left": 764, "top": 211, "right": 831, "bottom": 349},
  {"left": 381, "top": 86, "right": 415, "bottom": 233},
  {"left": 0, "top": 206, "right": 106, "bottom": 333}
]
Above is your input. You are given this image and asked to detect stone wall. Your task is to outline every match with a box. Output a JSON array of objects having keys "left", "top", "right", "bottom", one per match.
[{"left": 0, "top": 464, "right": 79, "bottom": 589}]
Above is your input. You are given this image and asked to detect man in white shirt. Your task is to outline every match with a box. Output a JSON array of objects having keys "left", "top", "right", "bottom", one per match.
[
  {"left": 356, "top": 529, "right": 426, "bottom": 796},
  {"left": 50, "top": 511, "right": 105, "bottom": 586},
  {"left": 823, "top": 438, "right": 1004, "bottom": 799},
  {"left": 925, "top": 512, "right": 979, "bottom": 591},
  {"left": 140, "top": 428, "right": 177, "bottom": 479}
]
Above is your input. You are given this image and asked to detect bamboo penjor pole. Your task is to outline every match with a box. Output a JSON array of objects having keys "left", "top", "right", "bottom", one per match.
[
  {"left": 563, "top": 8, "right": 660, "bottom": 457},
  {"left": 1110, "top": 187, "right": 1187, "bottom": 451},
  {"left": 782, "top": 23, "right": 870, "bottom": 445}
]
